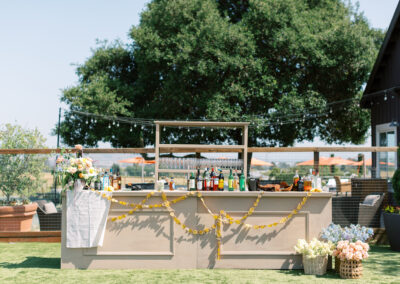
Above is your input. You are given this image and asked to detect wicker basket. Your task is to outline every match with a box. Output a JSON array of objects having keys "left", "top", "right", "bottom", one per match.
[
  {"left": 340, "top": 260, "right": 363, "bottom": 279},
  {"left": 334, "top": 256, "right": 341, "bottom": 273},
  {"left": 302, "top": 255, "right": 328, "bottom": 275}
]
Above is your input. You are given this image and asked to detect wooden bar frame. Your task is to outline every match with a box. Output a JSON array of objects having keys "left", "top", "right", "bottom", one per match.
[{"left": 153, "top": 121, "right": 250, "bottom": 181}]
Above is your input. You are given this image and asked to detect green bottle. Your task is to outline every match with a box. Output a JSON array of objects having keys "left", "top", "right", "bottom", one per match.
[
  {"left": 189, "top": 172, "right": 196, "bottom": 191},
  {"left": 239, "top": 172, "right": 246, "bottom": 191},
  {"left": 228, "top": 169, "right": 234, "bottom": 191}
]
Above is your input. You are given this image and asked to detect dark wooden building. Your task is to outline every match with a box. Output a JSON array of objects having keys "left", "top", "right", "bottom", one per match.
[{"left": 361, "top": 2, "right": 400, "bottom": 178}]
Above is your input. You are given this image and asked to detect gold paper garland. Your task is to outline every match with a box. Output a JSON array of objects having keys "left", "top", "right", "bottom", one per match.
[{"left": 90, "top": 188, "right": 313, "bottom": 260}]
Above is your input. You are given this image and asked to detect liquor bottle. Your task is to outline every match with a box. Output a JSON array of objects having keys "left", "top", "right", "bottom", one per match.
[
  {"left": 113, "top": 171, "right": 121, "bottom": 190},
  {"left": 196, "top": 168, "right": 203, "bottom": 191},
  {"left": 228, "top": 169, "right": 234, "bottom": 191},
  {"left": 203, "top": 168, "right": 209, "bottom": 191},
  {"left": 218, "top": 169, "right": 224, "bottom": 191},
  {"left": 189, "top": 172, "right": 196, "bottom": 191},
  {"left": 304, "top": 169, "right": 313, "bottom": 191},
  {"left": 210, "top": 168, "right": 215, "bottom": 190},
  {"left": 94, "top": 174, "right": 101, "bottom": 190},
  {"left": 314, "top": 169, "right": 321, "bottom": 190},
  {"left": 102, "top": 171, "right": 110, "bottom": 190},
  {"left": 298, "top": 176, "right": 304, "bottom": 191},
  {"left": 233, "top": 170, "right": 239, "bottom": 191},
  {"left": 239, "top": 172, "right": 246, "bottom": 191},
  {"left": 109, "top": 168, "right": 114, "bottom": 188},
  {"left": 169, "top": 177, "right": 175, "bottom": 191},
  {"left": 213, "top": 169, "right": 219, "bottom": 191},
  {"left": 293, "top": 170, "right": 299, "bottom": 191}
]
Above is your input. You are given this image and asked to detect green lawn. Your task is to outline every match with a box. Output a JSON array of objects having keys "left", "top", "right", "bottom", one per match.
[{"left": 0, "top": 243, "right": 399, "bottom": 284}]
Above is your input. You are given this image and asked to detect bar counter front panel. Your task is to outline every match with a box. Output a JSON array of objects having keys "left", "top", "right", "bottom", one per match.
[{"left": 61, "top": 191, "right": 332, "bottom": 269}]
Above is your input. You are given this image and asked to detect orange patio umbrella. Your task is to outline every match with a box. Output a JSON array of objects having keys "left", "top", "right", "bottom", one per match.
[
  {"left": 296, "top": 156, "right": 357, "bottom": 166},
  {"left": 251, "top": 158, "right": 273, "bottom": 167},
  {"left": 119, "top": 157, "right": 155, "bottom": 164}
]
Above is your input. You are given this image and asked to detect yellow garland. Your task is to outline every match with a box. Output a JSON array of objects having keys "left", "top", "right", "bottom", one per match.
[
  {"left": 219, "top": 192, "right": 312, "bottom": 229},
  {"left": 91, "top": 188, "right": 313, "bottom": 260}
]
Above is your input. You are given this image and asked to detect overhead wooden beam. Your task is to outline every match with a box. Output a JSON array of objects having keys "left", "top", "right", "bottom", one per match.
[{"left": 154, "top": 121, "right": 250, "bottom": 127}]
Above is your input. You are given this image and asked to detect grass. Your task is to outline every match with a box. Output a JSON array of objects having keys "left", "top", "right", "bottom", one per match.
[{"left": 0, "top": 243, "right": 399, "bottom": 284}]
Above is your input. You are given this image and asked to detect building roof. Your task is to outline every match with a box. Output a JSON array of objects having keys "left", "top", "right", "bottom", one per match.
[{"left": 361, "top": 1, "right": 400, "bottom": 107}]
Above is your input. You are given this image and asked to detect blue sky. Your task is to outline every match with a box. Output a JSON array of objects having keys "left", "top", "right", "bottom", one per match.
[{"left": 0, "top": 0, "right": 398, "bottom": 147}]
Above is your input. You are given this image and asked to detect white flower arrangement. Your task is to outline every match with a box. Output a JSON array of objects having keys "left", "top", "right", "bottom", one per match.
[
  {"left": 55, "top": 146, "right": 99, "bottom": 190},
  {"left": 294, "top": 238, "right": 334, "bottom": 258}
]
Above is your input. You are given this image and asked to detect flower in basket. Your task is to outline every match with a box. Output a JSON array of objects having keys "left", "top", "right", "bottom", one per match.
[
  {"left": 294, "top": 238, "right": 334, "bottom": 275},
  {"left": 333, "top": 240, "right": 369, "bottom": 261},
  {"left": 321, "top": 223, "right": 373, "bottom": 244},
  {"left": 294, "top": 238, "right": 334, "bottom": 258}
]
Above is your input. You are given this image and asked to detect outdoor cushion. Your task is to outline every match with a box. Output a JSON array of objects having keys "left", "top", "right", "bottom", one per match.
[
  {"left": 43, "top": 202, "right": 58, "bottom": 214},
  {"left": 362, "top": 194, "right": 381, "bottom": 206}
]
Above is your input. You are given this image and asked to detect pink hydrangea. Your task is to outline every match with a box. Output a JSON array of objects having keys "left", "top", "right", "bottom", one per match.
[{"left": 333, "top": 240, "right": 369, "bottom": 261}]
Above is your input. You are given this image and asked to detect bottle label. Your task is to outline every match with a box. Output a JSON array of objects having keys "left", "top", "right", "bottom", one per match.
[
  {"left": 218, "top": 179, "right": 224, "bottom": 189},
  {"left": 197, "top": 181, "right": 202, "bottom": 190},
  {"left": 189, "top": 179, "right": 195, "bottom": 190},
  {"left": 294, "top": 177, "right": 299, "bottom": 186},
  {"left": 206, "top": 180, "right": 211, "bottom": 188},
  {"left": 228, "top": 179, "right": 233, "bottom": 189}
]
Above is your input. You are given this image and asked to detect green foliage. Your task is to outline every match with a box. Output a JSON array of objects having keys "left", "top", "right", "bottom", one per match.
[
  {"left": 0, "top": 124, "right": 47, "bottom": 203},
  {"left": 59, "top": 0, "right": 384, "bottom": 148},
  {"left": 391, "top": 147, "right": 400, "bottom": 204},
  {"left": 111, "top": 163, "right": 121, "bottom": 175},
  {"left": 124, "top": 165, "right": 154, "bottom": 177}
]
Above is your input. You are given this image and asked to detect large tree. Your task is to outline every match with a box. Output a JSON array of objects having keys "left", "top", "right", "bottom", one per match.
[{"left": 58, "top": 0, "right": 384, "bottom": 148}]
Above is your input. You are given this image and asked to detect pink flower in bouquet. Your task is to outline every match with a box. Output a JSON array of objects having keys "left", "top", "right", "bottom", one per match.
[
  {"left": 75, "top": 144, "right": 83, "bottom": 151},
  {"left": 333, "top": 240, "right": 369, "bottom": 261},
  {"left": 56, "top": 156, "right": 64, "bottom": 164}
]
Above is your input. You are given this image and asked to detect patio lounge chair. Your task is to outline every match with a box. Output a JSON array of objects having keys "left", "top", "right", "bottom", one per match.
[
  {"left": 35, "top": 200, "right": 62, "bottom": 231},
  {"left": 334, "top": 176, "right": 351, "bottom": 193},
  {"left": 357, "top": 193, "right": 385, "bottom": 228}
]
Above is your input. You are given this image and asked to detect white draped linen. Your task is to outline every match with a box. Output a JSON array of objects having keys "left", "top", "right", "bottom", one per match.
[{"left": 66, "top": 187, "right": 112, "bottom": 248}]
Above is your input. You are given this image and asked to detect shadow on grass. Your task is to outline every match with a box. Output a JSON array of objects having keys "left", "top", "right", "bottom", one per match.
[
  {"left": 364, "top": 245, "right": 400, "bottom": 277},
  {"left": 0, "top": 257, "right": 60, "bottom": 269},
  {"left": 279, "top": 270, "right": 341, "bottom": 279}
]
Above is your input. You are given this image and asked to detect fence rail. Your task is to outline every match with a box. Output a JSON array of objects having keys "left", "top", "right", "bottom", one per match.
[{"left": 0, "top": 146, "right": 397, "bottom": 155}]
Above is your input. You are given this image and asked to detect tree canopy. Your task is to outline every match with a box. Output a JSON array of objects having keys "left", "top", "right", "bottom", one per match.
[{"left": 58, "top": 0, "right": 384, "bottom": 148}]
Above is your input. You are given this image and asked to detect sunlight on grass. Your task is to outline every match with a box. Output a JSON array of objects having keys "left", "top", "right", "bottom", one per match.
[{"left": 0, "top": 243, "right": 399, "bottom": 284}]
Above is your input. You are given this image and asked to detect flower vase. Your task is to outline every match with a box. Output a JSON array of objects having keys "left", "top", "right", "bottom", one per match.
[
  {"left": 74, "top": 179, "right": 86, "bottom": 192},
  {"left": 340, "top": 260, "right": 363, "bottom": 279},
  {"left": 302, "top": 255, "right": 328, "bottom": 275}
]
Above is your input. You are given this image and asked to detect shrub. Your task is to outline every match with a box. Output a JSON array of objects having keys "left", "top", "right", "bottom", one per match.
[{"left": 0, "top": 124, "right": 47, "bottom": 204}]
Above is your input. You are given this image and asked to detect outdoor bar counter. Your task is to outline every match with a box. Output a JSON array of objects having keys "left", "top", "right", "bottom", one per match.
[{"left": 61, "top": 191, "right": 332, "bottom": 269}]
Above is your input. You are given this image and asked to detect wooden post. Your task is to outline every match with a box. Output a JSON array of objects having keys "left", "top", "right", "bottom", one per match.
[
  {"left": 363, "top": 155, "right": 367, "bottom": 178},
  {"left": 155, "top": 123, "right": 160, "bottom": 181},
  {"left": 243, "top": 125, "right": 248, "bottom": 178},
  {"left": 313, "top": 151, "right": 319, "bottom": 173}
]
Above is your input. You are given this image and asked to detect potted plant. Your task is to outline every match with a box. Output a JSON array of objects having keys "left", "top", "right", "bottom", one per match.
[
  {"left": 0, "top": 124, "right": 47, "bottom": 231},
  {"left": 294, "top": 238, "right": 334, "bottom": 275},
  {"left": 333, "top": 240, "right": 369, "bottom": 279},
  {"left": 384, "top": 146, "right": 400, "bottom": 251},
  {"left": 321, "top": 223, "right": 374, "bottom": 272},
  {"left": 383, "top": 205, "right": 400, "bottom": 251}
]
